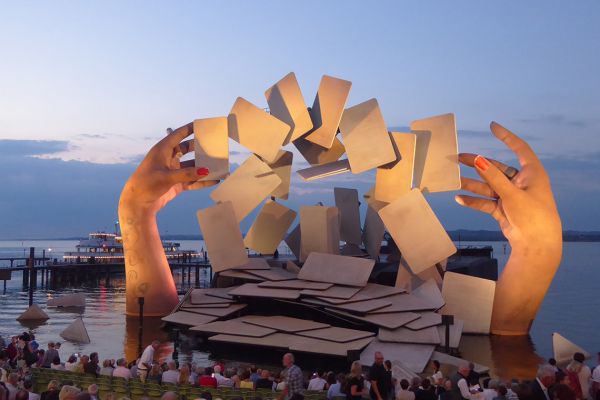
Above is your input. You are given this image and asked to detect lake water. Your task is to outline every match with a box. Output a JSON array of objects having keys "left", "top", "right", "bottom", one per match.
[{"left": 0, "top": 240, "right": 598, "bottom": 379}]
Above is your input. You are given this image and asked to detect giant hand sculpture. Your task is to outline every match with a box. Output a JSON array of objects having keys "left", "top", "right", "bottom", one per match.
[
  {"left": 118, "top": 123, "right": 218, "bottom": 316},
  {"left": 455, "top": 122, "right": 562, "bottom": 335}
]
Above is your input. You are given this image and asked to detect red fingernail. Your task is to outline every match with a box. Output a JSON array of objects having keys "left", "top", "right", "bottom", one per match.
[
  {"left": 474, "top": 155, "right": 490, "bottom": 171},
  {"left": 196, "top": 167, "right": 209, "bottom": 176}
]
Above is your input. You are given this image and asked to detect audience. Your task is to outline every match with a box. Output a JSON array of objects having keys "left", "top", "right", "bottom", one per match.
[
  {"left": 112, "top": 358, "right": 132, "bottom": 380},
  {"left": 161, "top": 361, "right": 180, "bottom": 384},
  {"left": 255, "top": 369, "right": 273, "bottom": 390},
  {"left": 308, "top": 370, "right": 327, "bottom": 391},
  {"left": 326, "top": 373, "right": 345, "bottom": 399}
]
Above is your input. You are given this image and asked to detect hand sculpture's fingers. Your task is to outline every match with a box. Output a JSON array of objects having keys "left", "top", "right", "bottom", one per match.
[
  {"left": 161, "top": 122, "right": 194, "bottom": 149},
  {"left": 459, "top": 153, "right": 517, "bottom": 179},
  {"left": 167, "top": 167, "right": 210, "bottom": 184},
  {"left": 175, "top": 139, "right": 194, "bottom": 157},
  {"left": 490, "top": 121, "right": 539, "bottom": 168},
  {"left": 184, "top": 180, "right": 220, "bottom": 191},
  {"left": 473, "top": 155, "right": 517, "bottom": 199},
  {"left": 454, "top": 195, "right": 499, "bottom": 216},
  {"left": 460, "top": 177, "right": 497, "bottom": 199},
  {"left": 179, "top": 159, "right": 195, "bottom": 168}
]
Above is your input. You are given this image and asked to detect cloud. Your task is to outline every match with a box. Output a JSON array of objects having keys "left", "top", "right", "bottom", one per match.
[
  {"left": 517, "top": 114, "right": 596, "bottom": 128},
  {"left": 0, "top": 139, "right": 70, "bottom": 157},
  {"left": 76, "top": 133, "right": 108, "bottom": 140}
]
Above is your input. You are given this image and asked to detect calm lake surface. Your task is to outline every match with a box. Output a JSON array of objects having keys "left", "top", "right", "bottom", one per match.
[{"left": 0, "top": 240, "right": 598, "bottom": 379}]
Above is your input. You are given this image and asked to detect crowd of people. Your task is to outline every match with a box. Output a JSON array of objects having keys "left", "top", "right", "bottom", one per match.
[{"left": 1, "top": 333, "right": 599, "bottom": 400}]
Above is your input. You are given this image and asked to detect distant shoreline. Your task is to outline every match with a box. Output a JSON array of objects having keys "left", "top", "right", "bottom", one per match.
[{"left": 2, "top": 230, "right": 600, "bottom": 242}]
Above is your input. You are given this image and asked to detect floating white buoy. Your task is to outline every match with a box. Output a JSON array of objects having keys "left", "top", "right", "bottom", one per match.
[
  {"left": 16, "top": 304, "right": 49, "bottom": 321},
  {"left": 60, "top": 317, "right": 91, "bottom": 344}
]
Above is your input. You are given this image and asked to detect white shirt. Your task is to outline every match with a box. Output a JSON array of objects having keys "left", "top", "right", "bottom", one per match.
[
  {"left": 483, "top": 388, "right": 497, "bottom": 400},
  {"left": 397, "top": 389, "right": 415, "bottom": 400},
  {"left": 592, "top": 365, "right": 600, "bottom": 383},
  {"left": 579, "top": 365, "right": 592, "bottom": 400},
  {"left": 6, "top": 383, "right": 19, "bottom": 400},
  {"left": 138, "top": 345, "right": 155, "bottom": 370},
  {"left": 51, "top": 364, "right": 65, "bottom": 370},
  {"left": 113, "top": 366, "right": 133, "bottom": 380},
  {"left": 64, "top": 362, "right": 78, "bottom": 372},
  {"left": 308, "top": 377, "right": 327, "bottom": 391},
  {"left": 214, "top": 373, "right": 233, "bottom": 387},
  {"left": 28, "top": 392, "right": 41, "bottom": 400},
  {"left": 161, "top": 370, "right": 180, "bottom": 384}
]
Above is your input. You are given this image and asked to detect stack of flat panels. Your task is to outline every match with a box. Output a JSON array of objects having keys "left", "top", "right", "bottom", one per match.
[{"left": 192, "top": 315, "right": 375, "bottom": 357}]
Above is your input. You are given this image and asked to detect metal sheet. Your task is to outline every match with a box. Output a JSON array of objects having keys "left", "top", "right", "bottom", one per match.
[
  {"left": 378, "top": 326, "right": 441, "bottom": 345},
  {"left": 258, "top": 280, "right": 333, "bottom": 290},
  {"left": 304, "top": 297, "right": 392, "bottom": 314},
  {"left": 360, "top": 339, "right": 435, "bottom": 373},
  {"left": 296, "top": 326, "right": 375, "bottom": 343},
  {"left": 179, "top": 303, "right": 247, "bottom": 317},
  {"left": 289, "top": 335, "right": 374, "bottom": 357},
  {"left": 246, "top": 267, "right": 297, "bottom": 281},
  {"left": 209, "top": 332, "right": 293, "bottom": 350},
  {"left": 431, "top": 351, "right": 489, "bottom": 374},
  {"left": 161, "top": 311, "right": 218, "bottom": 327},
  {"left": 196, "top": 201, "right": 248, "bottom": 273},
  {"left": 328, "top": 309, "right": 420, "bottom": 330},
  {"left": 228, "top": 97, "right": 290, "bottom": 163},
  {"left": 302, "top": 285, "right": 362, "bottom": 299},
  {"left": 219, "top": 270, "right": 264, "bottom": 281},
  {"left": 284, "top": 224, "right": 301, "bottom": 260},
  {"left": 374, "top": 132, "right": 416, "bottom": 202},
  {"left": 190, "top": 290, "right": 235, "bottom": 305},
  {"left": 241, "top": 315, "right": 330, "bottom": 332},
  {"left": 229, "top": 258, "right": 272, "bottom": 270},
  {"left": 362, "top": 201, "right": 387, "bottom": 259},
  {"left": 190, "top": 320, "right": 276, "bottom": 338},
  {"left": 299, "top": 207, "right": 341, "bottom": 262},
  {"left": 210, "top": 154, "right": 282, "bottom": 222},
  {"left": 410, "top": 113, "right": 460, "bottom": 193},
  {"left": 405, "top": 312, "right": 442, "bottom": 330},
  {"left": 334, "top": 187, "right": 362, "bottom": 245},
  {"left": 304, "top": 75, "right": 352, "bottom": 149},
  {"left": 244, "top": 200, "right": 297, "bottom": 254},
  {"left": 228, "top": 283, "right": 301, "bottom": 300},
  {"left": 379, "top": 189, "right": 456, "bottom": 274},
  {"left": 203, "top": 288, "right": 235, "bottom": 300},
  {"left": 314, "top": 283, "right": 405, "bottom": 304},
  {"left": 298, "top": 252, "right": 374, "bottom": 287},
  {"left": 265, "top": 72, "right": 313, "bottom": 144},
  {"left": 267, "top": 150, "right": 293, "bottom": 200},
  {"left": 372, "top": 280, "right": 445, "bottom": 313},
  {"left": 338, "top": 99, "right": 397, "bottom": 174},
  {"left": 441, "top": 272, "right": 495, "bottom": 334},
  {"left": 294, "top": 134, "right": 346, "bottom": 166},
  {"left": 194, "top": 117, "right": 229, "bottom": 181},
  {"left": 297, "top": 159, "right": 351, "bottom": 181}
]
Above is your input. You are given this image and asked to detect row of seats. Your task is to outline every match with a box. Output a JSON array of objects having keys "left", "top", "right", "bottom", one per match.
[{"left": 30, "top": 368, "right": 330, "bottom": 400}]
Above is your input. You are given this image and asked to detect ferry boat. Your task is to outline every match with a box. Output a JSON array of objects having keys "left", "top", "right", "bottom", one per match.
[{"left": 63, "top": 232, "right": 201, "bottom": 263}]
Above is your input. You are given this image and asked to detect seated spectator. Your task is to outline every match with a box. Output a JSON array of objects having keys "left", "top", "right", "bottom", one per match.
[
  {"left": 84, "top": 353, "right": 99, "bottom": 377},
  {"left": 161, "top": 361, "right": 180, "bottom": 385},
  {"left": 326, "top": 373, "right": 345, "bottom": 399},
  {"left": 199, "top": 367, "right": 218, "bottom": 388},
  {"left": 483, "top": 379, "right": 499, "bottom": 400},
  {"left": 5, "top": 373, "right": 20, "bottom": 400},
  {"left": 178, "top": 364, "right": 191, "bottom": 386},
  {"left": 64, "top": 355, "right": 78, "bottom": 372},
  {"left": 229, "top": 367, "right": 241, "bottom": 389},
  {"left": 397, "top": 379, "right": 416, "bottom": 400},
  {"left": 99, "top": 360, "right": 114, "bottom": 376},
  {"left": 41, "top": 381, "right": 60, "bottom": 400},
  {"left": 74, "top": 355, "right": 89, "bottom": 374},
  {"left": 50, "top": 357, "right": 64, "bottom": 371},
  {"left": 17, "top": 390, "right": 30, "bottom": 400},
  {"left": 147, "top": 364, "right": 163, "bottom": 384},
  {"left": 113, "top": 358, "right": 133, "bottom": 380},
  {"left": 214, "top": 365, "right": 232, "bottom": 388},
  {"left": 493, "top": 385, "right": 508, "bottom": 400},
  {"left": 249, "top": 366, "right": 260, "bottom": 384},
  {"left": 58, "top": 386, "right": 80, "bottom": 400},
  {"left": 275, "top": 371, "right": 287, "bottom": 392},
  {"left": 24, "top": 380, "right": 40, "bottom": 400},
  {"left": 410, "top": 377, "right": 422, "bottom": 392},
  {"left": 87, "top": 385, "right": 99, "bottom": 400},
  {"left": 256, "top": 370, "right": 274, "bottom": 390},
  {"left": 240, "top": 370, "right": 255, "bottom": 390},
  {"left": 308, "top": 370, "right": 327, "bottom": 391}
]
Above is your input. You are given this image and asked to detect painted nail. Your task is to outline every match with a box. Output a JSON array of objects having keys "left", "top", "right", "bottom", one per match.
[
  {"left": 474, "top": 155, "right": 490, "bottom": 171},
  {"left": 196, "top": 167, "right": 209, "bottom": 176}
]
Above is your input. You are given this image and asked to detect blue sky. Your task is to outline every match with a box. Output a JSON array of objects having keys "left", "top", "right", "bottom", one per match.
[{"left": 0, "top": 1, "right": 599, "bottom": 238}]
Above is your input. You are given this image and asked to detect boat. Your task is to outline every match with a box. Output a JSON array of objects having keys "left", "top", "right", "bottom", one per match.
[{"left": 63, "top": 232, "right": 201, "bottom": 263}]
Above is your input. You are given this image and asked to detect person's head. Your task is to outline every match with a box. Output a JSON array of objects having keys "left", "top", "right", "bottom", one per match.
[
  {"left": 548, "top": 358, "right": 557, "bottom": 366},
  {"left": 88, "top": 385, "right": 98, "bottom": 396},
  {"left": 80, "top": 355, "right": 89, "bottom": 364},
  {"left": 213, "top": 364, "right": 221, "bottom": 374},
  {"left": 48, "top": 342, "right": 55, "bottom": 349},
  {"left": 552, "top": 383, "right": 576, "bottom": 400},
  {"left": 116, "top": 358, "right": 127, "bottom": 367},
  {"left": 458, "top": 361, "right": 470, "bottom": 377},
  {"left": 573, "top": 352, "right": 585, "bottom": 363},
  {"left": 24, "top": 380, "right": 34, "bottom": 392},
  {"left": 102, "top": 359, "right": 112, "bottom": 368},
  {"left": 16, "top": 390, "right": 29, "bottom": 400},
  {"left": 261, "top": 369, "right": 270, "bottom": 379},
  {"left": 444, "top": 380, "right": 452, "bottom": 391},
  {"left": 384, "top": 360, "right": 392, "bottom": 370},
  {"left": 151, "top": 340, "right": 161, "bottom": 350},
  {"left": 283, "top": 353, "right": 295, "bottom": 368},
  {"left": 421, "top": 378, "right": 431, "bottom": 390},
  {"left": 374, "top": 351, "right": 384, "bottom": 366},
  {"left": 47, "top": 380, "right": 60, "bottom": 391},
  {"left": 68, "top": 355, "right": 77, "bottom": 363},
  {"left": 326, "top": 372, "right": 336, "bottom": 385},
  {"left": 400, "top": 379, "right": 410, "bottom": 390},
  {"left": 555, "top": 371, "right": 567, "bottom": 385},
  {"left": 336, "top": 373, "right": 345, "bottom": 384},
  {"left": 411, "top": 377, "right": 421, "bottom": 388},
  {"left": 537, "top": 364, "right": 556, "bottom": 388},
  {"left": 89, "top": 352, "right": 98, "bottom": 363},
  {"left": 59, "top": 385, "right": 81, "bottom": 400},
  {"left": 241, "top": 370, "right": 251, "bottom": 380},
  {"left": 56, "top": 342, "right": 62, "bottom": 349},
  {"left": 468, "top": 362, "right": 475, "bottom": 371},
  {"left": 497, "top": 385, "right": 508, "bottom": 397},
  {"left": 488, "top": 379, "right": 499, "bottom": 390},
  {"left": 350, "top": 361, "right": 362, "bottom": 377},
  {"left": 161, "top": 392, "right": 177, "bottom": 400},
  {"left": 204, "top": 366, "right": 213, "bottom": 376},
  {"left": 432, "top": 360, "right": 440, "bottom": 371},
  {"left": 168, "top": 360, "right": 177, "bottom": 371},
  {"left": 250, "top": 365, "right": 258, "bottom": 373},
  {"left": 8, "top": 372, "right": 19, "bottom": 385}
]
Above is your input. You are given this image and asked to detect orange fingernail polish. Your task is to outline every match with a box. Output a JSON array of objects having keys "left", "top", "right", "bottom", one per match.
[
  {"left": 474, "top": 155, "right": 490, "bottom": 171},
  {"left": 196, "top": 167, "right": 209, "bottom": 176}
]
